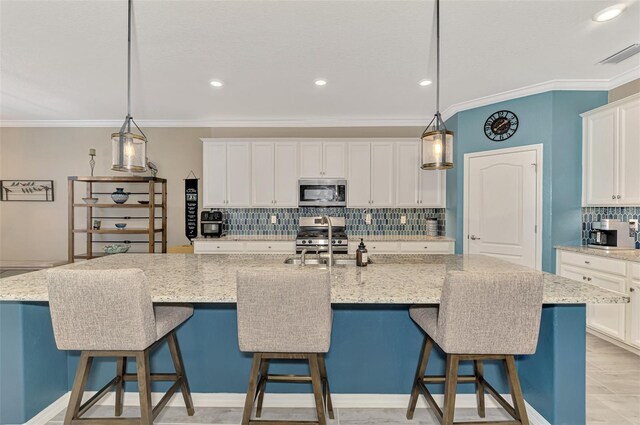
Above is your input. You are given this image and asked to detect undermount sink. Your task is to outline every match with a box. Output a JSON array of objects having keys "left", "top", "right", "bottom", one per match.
[{"left": 283, "top": 257, "right": 365, "bottom": 266}]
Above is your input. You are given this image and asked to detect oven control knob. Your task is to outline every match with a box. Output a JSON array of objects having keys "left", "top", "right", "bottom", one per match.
[
  {"left": 301, "top": 240, "right": 306, "bottom": 244},
  {"left": 336, "top": 240, "right": 342, "bottom": 244},
  {"left": 308, "top": 240, "right": 312, "bottom": 244},
  {"left": 332, "top": 240, "right": 336, "bottom": 244}
]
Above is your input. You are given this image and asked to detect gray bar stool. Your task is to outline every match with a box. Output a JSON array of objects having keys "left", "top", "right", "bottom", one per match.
[
  {"left": 406, "top": 271, "right": 544, "bottom": 425},
  {"left": 237, "top": 269, "right": 334, "bottom": 425},
  {"left": 47, "top": 269, "right": 195, "bottom": 425}
]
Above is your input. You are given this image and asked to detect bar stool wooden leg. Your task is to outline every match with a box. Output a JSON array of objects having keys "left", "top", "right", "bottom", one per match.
[
  {"left": 406, "top": 336, "right": 433, "bottom": 420},
  {"left": 242, "top": 353, "right": 262, "bottom": 425},
  {"left": 474, "top": 360, "right": 486, "bottom": 418},
  {"left": 136, "top": 351, "right": 153, "bottom": 425},
  {"left": 318, "top": 355, "right": 334, "bottom": 419},
  {"left": 505, "top": 356, "right": 529, "bottom": 425},
  {"left": 168, "top": 331, "right": 195, "bottom": 416},
  {"left": 255, "top": 359, "right": 270, "bottom": 418},
  {"left": 64, "top": 352, "right": 93, "bottom": 425},
  {"left": 441, "top": 354, "right": 459, "bottom": 425},
  {"left": 115, "top": 357, "right": 126, "bottom": 416},
  {"left": 309, "top": 354, "right": 327, "bottom": 425}
]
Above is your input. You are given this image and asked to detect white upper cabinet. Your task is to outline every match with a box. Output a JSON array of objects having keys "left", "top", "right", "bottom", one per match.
[
  {"left": 203, "top": 140, "right": 251, "bottom": 208},
  {"left": 299, "top": 141, "right": 346, "bottom": 178},
  {"left": 395, "top": 140, "right": 446, "bottom": 207},
  {"left": 583, "top": 95, "right": 640, "bottom": 206},
  {"left": 347, "top": 141, "right": 394, "bottom": 207},
  {"left": 251, "top": 142, "right": 297, "bottom": 207}
]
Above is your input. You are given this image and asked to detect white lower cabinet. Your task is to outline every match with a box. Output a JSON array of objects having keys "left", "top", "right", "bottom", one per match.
[
  {"left": 557, "top": 250, "right": 638, "bottom": 348},
  {"left": 194, "top": 240, "right": 295, "bottom": 254},
  {"left": 348, "top": 240, "right": 454, "bottom": 255}
]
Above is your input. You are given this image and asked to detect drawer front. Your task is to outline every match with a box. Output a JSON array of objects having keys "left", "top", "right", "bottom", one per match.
[
  {"left": 631, "top": 263, "right": 640, "bottom": 281},
  {"left": 349, "top": 241, "right": 400, "bottom": 254},
  {"left": 244, "top": 241, "right": 295, "bottom": 253},
  {"left": 193, "top": 241, "right": 244, "bottom": 253},
  {"left": 560, "top": 251, "right": 627, "bottom": 276},
  {"left": 400, "top": 241, "right": 454, "bottom": 254}
]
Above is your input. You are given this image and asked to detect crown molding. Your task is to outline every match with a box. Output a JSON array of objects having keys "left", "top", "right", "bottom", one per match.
[{"left": 2, "top": 67, "right": 638, "bottom": 128}]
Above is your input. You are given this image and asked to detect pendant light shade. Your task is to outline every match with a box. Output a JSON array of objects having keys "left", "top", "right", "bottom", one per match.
[
  {"left": 420, "top": 0, "right": 454, "bottom": 170},
  {"left": 112, "top": 0, "right": 148, "bottom": 173},
  {"left": 421, "top": 113, "right": 453, "bottom": 170}
]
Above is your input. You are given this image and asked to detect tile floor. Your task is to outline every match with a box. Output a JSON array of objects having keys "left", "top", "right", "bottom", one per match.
[{"left": 46, "top": 333, "right": 640, "bottom": 425}]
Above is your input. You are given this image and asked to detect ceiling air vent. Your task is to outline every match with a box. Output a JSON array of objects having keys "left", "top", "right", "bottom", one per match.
[{"left": 599, "top": 43, "right": 640, "bottom": 64}]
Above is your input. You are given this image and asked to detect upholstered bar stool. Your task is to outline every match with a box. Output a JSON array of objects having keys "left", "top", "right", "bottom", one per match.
[
  {"left": 47, "top": 269, "right": 195, "bottom": 425},
  {"left": 406, "top": 271, "right": 544, "bottom": 425},
  {"left": 236, "top": 269, "right": 334, "bottom": 425}
]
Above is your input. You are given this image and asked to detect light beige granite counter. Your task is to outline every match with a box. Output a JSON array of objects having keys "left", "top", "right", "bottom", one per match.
[
  {"left": 555, "top": 246, "right": 640, "bottom": 263},
  {"left": 350, "top": 235, "right": 455, "bottom": 242},
  {"left": 193, "top": 235, "right": 296, "bottom": 241},
  {"left": 0, "top": 254, "right": 626, "bottom": 305}
]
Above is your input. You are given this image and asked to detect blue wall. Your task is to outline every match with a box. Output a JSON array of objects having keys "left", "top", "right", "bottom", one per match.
[{"left": 445, "top": 91, "right": 608, "bottom": 272}]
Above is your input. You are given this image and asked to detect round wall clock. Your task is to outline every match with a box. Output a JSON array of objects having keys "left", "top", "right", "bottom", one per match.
[{"left": 484, "top": 110, "right": 519, "bottom": 142}]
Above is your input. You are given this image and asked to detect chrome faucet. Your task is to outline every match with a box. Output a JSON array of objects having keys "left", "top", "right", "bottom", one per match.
[
  {"left": 300, "top": 248, "right": 308, "bottom": 266},
  {"left": 320, "top": 215, "right": 334, "bottom": 269}
]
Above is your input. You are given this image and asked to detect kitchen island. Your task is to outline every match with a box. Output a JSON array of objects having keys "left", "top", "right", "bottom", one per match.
[{"left": 0, "top": 254, "right": 628, "bottom": 425}]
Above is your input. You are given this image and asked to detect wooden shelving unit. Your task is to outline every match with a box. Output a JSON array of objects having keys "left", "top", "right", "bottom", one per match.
[{"left": 68, "top": 176, "right": 167, "bottom": 262}]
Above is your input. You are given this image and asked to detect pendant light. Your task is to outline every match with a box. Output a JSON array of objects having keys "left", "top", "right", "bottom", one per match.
[
  {"left": 111, "top": 0, "right": 147, "bottom": 173},
  {"left": 421, "top": 0, "right": 453, "bottom": 170}
]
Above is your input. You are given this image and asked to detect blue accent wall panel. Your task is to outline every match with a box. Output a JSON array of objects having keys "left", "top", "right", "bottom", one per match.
[{"left": 445, "top": 91, "right": 608, "bottom": 272}]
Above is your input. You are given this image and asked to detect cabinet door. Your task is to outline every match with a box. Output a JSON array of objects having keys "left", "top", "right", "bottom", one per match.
[
  {"left": 630, "top": 281, "right": 640, "bottom": 349},
  {"left": 203, "top": 142, "right": 227, "bottom": 207},
  {"left": 274, "top": 142, "right": 298, "bottom": 206},
  {"left": 395, "top": 141, "right": 420, "bottom": 207},
  {"left": 299, "top": 142, "right": 323, "bottom": 178},
  {"left": 251, "top": 142, "right": 275, "bottom": 207},
  {"left": 588, "top": 271, "right": 627, "bottom": 341},
  {"left": 583, "top": 109, "right": 617, "bottom": 205},
  {"left": 226, "top": 142, "right": 251, "bottom": 207},
  {"left": 370, "top": 142, "right": 395, "bottom": 207},
  {"left": 420, "top": 170, "right": 446, "bottom": 207},
  {"left": 323, "top": 141, "right": 347, "bottom": 178},
  {"left": 347, "top": 142, "right": 372, "bottom": 207},
  {"left": 617, "top": 100, "right": 640, "bottom": 205}
]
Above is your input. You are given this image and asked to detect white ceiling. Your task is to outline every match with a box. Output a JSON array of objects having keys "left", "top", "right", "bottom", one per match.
[{"left": 1, "top": 0, "right": 639, "bottom": 126}]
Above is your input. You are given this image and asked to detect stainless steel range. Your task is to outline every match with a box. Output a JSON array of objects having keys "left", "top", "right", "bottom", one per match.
[{"left": 296, "top": 216, "right": 348, "bottom": 254}]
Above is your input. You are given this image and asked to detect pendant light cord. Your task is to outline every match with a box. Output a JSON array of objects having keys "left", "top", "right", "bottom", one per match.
[
  {"left": 435, "top": 0, "right": 440, "bottom": 118},
  {"left": 127, "top": 0, "right": 132, "bottom": 132}
]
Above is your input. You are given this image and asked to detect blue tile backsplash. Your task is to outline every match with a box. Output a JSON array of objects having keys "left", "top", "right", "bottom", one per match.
[
  {"left": 582, "top": 207, "right": 640, "bottom": 249},
  {"left": 219, "top": 207, "right": 445, "bottom": 236}
]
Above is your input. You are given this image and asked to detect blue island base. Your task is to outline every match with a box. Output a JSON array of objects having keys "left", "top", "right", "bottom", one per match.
[{"left": 0, "top": 304, "right": 585, "bottom": 425}]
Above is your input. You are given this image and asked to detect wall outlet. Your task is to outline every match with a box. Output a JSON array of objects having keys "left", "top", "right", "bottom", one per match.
[
  {"left": 365, "top": 213, "right": 372, "bottom": 225},
  {"left": 271, "top": 215, "right": 277, "bottom": 224},
  {"left": 400, "top": 215, "right": 407, "bottom": 225}
]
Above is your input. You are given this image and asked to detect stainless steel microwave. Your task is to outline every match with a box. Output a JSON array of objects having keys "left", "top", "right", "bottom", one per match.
[{"left": 298, "top": 179, "right": 347, "bottom": 207}]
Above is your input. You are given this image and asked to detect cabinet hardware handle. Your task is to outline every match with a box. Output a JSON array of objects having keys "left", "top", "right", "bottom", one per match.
[
  {"left": 587, "top": 277, "right": 592, "bottom": 281},
  {"left": 585, "top": 261, "right": 590, "bottom": 264},
  {"left": 617, "top": 195, "right": 621, "bottom": 199},
  {"left": 268, "top": 246, "right": 272, "bottom": 249},
  {"left": 216, "top": 246, "right": 220, "bottom": 249},
  {"left": 424, "top": 246, "right": 428, "bottom": 249},
  {"left": 612, "top": 195, "right": 616, "bottom": 199},
  {"left": 583, "top": 276, "right": 587, "bottom": 280},
  {"left": 631, "top": 288, "right": 635, "bottom": 292}
]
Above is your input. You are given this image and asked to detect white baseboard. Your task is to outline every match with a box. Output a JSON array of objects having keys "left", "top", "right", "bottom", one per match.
[
  {"left": 587, "top": 327, "right": 640, "bottom": 356},
  {"left": 26, "top": 392, "right": 550, "bottom": 425}
]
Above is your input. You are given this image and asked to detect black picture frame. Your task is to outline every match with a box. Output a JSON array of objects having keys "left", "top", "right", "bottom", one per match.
[{"left": 0, "top": 180, "right": 55, "bottom": 202}]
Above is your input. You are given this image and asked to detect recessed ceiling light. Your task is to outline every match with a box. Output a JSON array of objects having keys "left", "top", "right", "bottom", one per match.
[
  {"left": 418, "top": 79, "right": 432, "bottom": 86},
  {"left": 209, "top": 80, "right": 223, "bottom": 87},
  {"left": 592, "top": 4, "right": 626, "bottom": 22},
  {"left": 314, "top": 79, "right": 328, "bottom": 86}
]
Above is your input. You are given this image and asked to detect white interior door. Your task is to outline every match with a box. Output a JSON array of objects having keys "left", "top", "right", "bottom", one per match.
[{"left": 466, "top": 148, "right": 539, "bottom": 269}]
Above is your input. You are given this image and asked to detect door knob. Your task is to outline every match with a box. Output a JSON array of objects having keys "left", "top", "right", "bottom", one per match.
[{"left": 470, "top": 235, "right": 481, "bottom": 240}]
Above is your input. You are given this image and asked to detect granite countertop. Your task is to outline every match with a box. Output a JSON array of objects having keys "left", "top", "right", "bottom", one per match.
[
  {"left": 350, "top": 235, "right": 455, "bottom": 242},
  {"left": 555, "top": 246, "right": 640, "bottom": 263},
  {"left": 0, "top": 254, "right": 627, "bottom": 305}
]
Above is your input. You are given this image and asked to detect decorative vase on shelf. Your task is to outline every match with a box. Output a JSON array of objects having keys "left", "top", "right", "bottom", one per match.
[{"left": 111, "top": 188, "right": 129, "bottom": 204}]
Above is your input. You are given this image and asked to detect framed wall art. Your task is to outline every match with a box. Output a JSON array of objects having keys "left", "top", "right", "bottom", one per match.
[{"left": 0, "top": 180, "right": 55, "bottom": 202}]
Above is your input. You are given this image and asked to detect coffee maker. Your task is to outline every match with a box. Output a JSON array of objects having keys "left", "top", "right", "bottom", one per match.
[
  {"left": 589, "top": 219, "right": 638, "bottom": 250},
  {"left": 200, "top": 210, "right": 227, "bottom": 238}
]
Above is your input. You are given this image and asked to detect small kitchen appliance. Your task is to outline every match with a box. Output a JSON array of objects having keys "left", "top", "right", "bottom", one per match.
[
  {"left": 296, "top": 216, "right": 348, "bottom": 254},
  {"left": 298, "top": 179, "right": 347, "bottom": 207},
  {"left": 588, "top": 219, "right": 638, "bottom": 250},
  {"left": 201, "top": 210, "right": 227, "bottom": 238}
]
